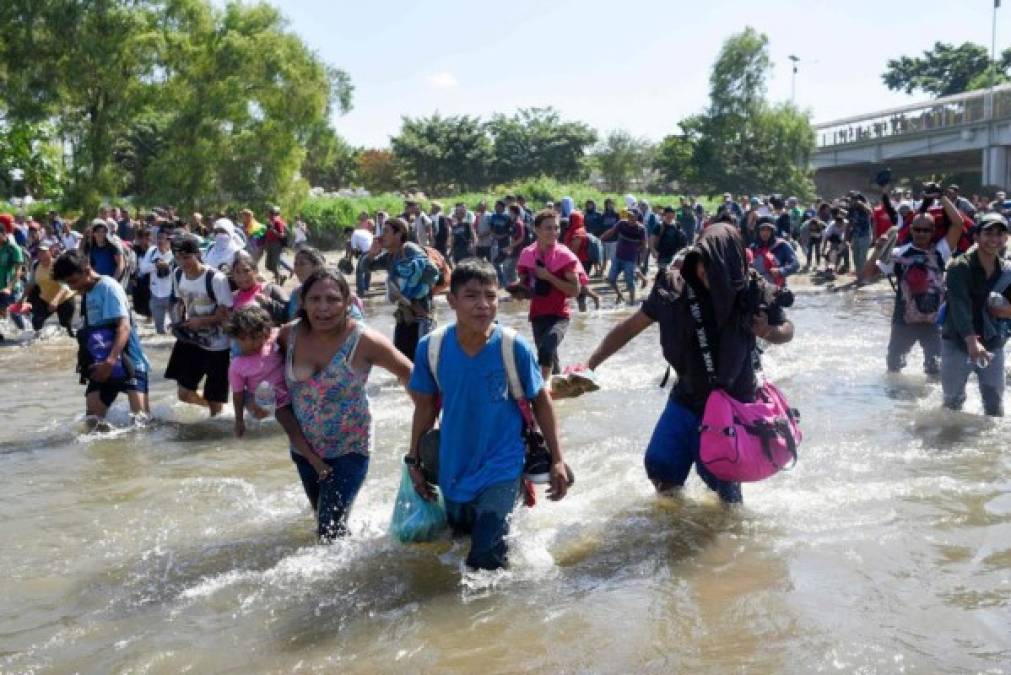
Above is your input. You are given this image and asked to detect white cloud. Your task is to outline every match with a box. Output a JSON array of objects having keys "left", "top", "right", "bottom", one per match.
[{"left": 426, "top": 72, "right": 458, "bottom": 89}]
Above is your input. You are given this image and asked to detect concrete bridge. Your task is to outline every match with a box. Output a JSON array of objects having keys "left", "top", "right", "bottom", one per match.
[{"left": 812, "top": 84, "right": 1011, "bottom": 196}]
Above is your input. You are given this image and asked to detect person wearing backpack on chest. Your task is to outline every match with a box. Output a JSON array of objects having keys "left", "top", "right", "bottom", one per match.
[
  {"left": 407, "top": 259, "right": 569, "bottom": 571},
  {"left": 165, "top": 235, "right": 235, "bottom": 416},
  {"left": 586, "top": 224, "right": 794, "bottom": 504},
  {"left": 939, "top": 213, "right": 1011, "bottom": 417},
  {"left": 365, "top": 217, "right": 440, "bottom": 361},
  {"left": 50, "top": 250, "right": 151, "bottom": 423},
  {"left": 863, "top": 213, "right": 960, "bottom": 376}
]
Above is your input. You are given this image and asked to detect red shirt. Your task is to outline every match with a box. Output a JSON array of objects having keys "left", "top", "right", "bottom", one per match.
[
  {"left": 872, "top": 205, "right": 894, "bottom": 239},
  {"left": 897, "top": 206, "right": 973, "bottom": 253},
  {"left": 266, "top": 215, "right": 287, "bottom": 243}
]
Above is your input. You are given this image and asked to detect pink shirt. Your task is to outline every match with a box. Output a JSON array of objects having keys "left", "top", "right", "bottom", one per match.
[
  {"left": 233, "top": 282, "right": 264, "bottom": 310},
  {"left": 228, "top": 330, "right": 291, "bottom": 406},
  {"left": 516, "top": 242, "right": 588, "bottom": 319}
]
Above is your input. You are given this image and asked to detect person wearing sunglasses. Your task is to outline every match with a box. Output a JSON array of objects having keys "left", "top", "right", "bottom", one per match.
[{"left": 862, "top": 209, "right": 964, "bottom": 376}]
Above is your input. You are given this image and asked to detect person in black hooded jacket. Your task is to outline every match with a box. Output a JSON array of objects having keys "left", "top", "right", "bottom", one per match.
[{"left": 586, "top": 223, "right": 794, "bottom": 503}]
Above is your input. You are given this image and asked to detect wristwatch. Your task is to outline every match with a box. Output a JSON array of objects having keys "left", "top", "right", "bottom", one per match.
[{"left": 403, "top": 455, "right": 420, "bottom": 467}]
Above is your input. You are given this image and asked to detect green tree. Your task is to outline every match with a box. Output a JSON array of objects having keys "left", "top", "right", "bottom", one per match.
[
  {"left": 664, "top": 28, "right": 815, "bottom": 199},
  {"left": 487, "top": 108, "right": 596, "bottom": 184},
  {"left": 356, "top": 148, "right": 401, "bottom": 193},
  {"left": 391, "top": 113, "right": 491, "bottom": 193},
  {"left": 0, "top": 121, "right": 63, "bottom": 199},
  {"left": 142, "top": 0, "right": 350, "bottom": 212},
  {"left": 653, "top": 130, "right": 698, "bottom": 191},
  {"left": 301, "top": 123, "right": 359, "bottom": 190},
  {"left": 593, "top": 130, "right": 653, "bottom": 191},
  {"left": 882, "top": 41, "right": 1011, "bottom": 97},
  {"left": 0, "top": 0, "right": 163, "bottom": 210}
]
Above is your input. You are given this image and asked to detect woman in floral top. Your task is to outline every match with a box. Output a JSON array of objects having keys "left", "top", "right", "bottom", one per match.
[{"left": 278, "top": 270, "right": 412, "bottom": 541}]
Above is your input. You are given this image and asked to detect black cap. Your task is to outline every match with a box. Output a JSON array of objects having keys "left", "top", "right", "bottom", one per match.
[
  {"left": 663, "top": 205, "right": 676, "bottom": 214},
  {"left": 171, "top": 233, "right": 202, "bottom": 255},
  {"left": 756, "top": 215, "right": 777, "bottom": 229}
]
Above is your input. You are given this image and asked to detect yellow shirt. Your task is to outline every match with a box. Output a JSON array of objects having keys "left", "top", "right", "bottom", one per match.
[{"left": 34, "top": 262, "right": 75, "bottom": 305}]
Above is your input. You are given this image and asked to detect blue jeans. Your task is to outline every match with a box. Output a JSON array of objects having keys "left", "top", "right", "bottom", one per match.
[
  {"left": 644, "top": 397, "right": 742, "bottom": 503},
  {"left": 290, "top": 451, "right": 370, "bottom": 541},
  {"left": 444, "top": 478, "right": 521, "bottom": 570},
  {"left": 355, "top": 255, "right": 371, "bottom": 296},
  {"left": 608, "top": 258, "right": 637, "bottom": 294}
]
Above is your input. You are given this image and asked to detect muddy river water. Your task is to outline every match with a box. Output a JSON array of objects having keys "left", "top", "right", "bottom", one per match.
[{"left": 1, "top": 281, "right": 1009, "bottom": 673}]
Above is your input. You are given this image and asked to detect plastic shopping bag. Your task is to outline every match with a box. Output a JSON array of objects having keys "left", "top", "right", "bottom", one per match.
[{"left": 390, "top": 465, "right": 447, "bottom": 543}]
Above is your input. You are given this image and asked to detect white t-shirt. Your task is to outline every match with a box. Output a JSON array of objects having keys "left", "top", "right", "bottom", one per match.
[
  {"left": 139, "top": 247, "right": 175, "bottom": 298},
  {"left": 172, "top": 267, "right": 234, "bottom": 351},
  {"left": 414, "top": 213, "right": 434, "bottom": 246},
  {"left": 350, "top": 228, "right": 374, "bottom": 254},
  {"left": 293, "top": 223, "right": 308, "bottom": 245},
  {"left": 61, "top": 231, "right": 82, "bottom": 251}
]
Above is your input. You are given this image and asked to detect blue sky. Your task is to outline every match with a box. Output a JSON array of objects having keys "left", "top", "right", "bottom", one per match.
[{"left": 272, "top": 0, "right": 1011, "bottom": 147}]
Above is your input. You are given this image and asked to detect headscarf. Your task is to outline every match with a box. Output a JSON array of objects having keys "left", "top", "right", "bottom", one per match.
[
  {"left": 624, "top": 194, "right": 637, "bottom": 210},
  {"left": 559, "top": 196, "right": 574, "bottom": 217},
  {"left": 204, "top": 218, "right": 244, "bottom": 271},
  {"left": 687, "top": 222, "right": 750, "bottom": 329},
  {"left": 563, "top": 211, "right": 589, "bottom": 262}
]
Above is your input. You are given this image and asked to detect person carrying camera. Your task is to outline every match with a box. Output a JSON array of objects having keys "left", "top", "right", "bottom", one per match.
[{"left": 585, "top": 223, "right": 794, "bottom": 504}]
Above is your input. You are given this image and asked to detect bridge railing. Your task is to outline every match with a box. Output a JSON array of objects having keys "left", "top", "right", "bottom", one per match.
[{"left": 815, "top": 85, "right": 1011, "bottom": 148}]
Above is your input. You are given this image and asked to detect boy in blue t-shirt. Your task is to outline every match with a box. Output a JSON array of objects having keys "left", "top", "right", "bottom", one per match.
[
  {"left": 407, "top": 258, "right": 569, "bottom": 570},
  {"left": 52, "top": 250, "right": 150, "bottom": 422}
]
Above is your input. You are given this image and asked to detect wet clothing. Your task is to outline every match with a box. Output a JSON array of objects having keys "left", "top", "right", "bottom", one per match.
[
  {"left": 165, "top": 341, "right": 231, "bottom": 402},
  {"left": 887, "top": 322, "right": 941, "bottom": 374},
  {"left": 285, "top": 321, "right": 371, "bottom": 460},
  {"left": 290, "top": 450, "right": 369, "bottom": 541},
  {"left": 940, "top": 339, "right": 1005, "bottom": 416},
  {"left": 228, "top": 331, "right": 290, "bottom": 406},
  {"left": 644, "top": 396, "right": 742, "bottom": 503},
  {"left": 84, "top": 276, "right": 149, "bottom": 374},
  {"left": 445, "top": 478, "right": 521, "bottom": 570},
  {"left": 641, "top": 224, "right": 785, "bottom": 415},
  {"left": 409, "top": 324, "right": 542, "bottom": 503}
]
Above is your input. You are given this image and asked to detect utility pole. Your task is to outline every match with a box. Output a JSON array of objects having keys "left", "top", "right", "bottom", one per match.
[{"left": 788, "top": 55, "right": 800, "bottom": 104}]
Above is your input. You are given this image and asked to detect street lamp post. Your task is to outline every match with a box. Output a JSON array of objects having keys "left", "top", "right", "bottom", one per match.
[{"left": 985, "top": 0, "right": 1000, "bottom": 186}]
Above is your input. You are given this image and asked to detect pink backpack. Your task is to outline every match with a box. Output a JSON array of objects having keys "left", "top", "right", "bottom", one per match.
[
  {"left": 698, "top": 381, "right": 800, "bottom": 482},
  {"left": 685, "top": 282, "right": 801, "bottom": 483}
]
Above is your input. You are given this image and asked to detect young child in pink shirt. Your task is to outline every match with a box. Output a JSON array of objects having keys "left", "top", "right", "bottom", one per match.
[{"left": 225, "top": 305, "right": 296, "bottom": 438}]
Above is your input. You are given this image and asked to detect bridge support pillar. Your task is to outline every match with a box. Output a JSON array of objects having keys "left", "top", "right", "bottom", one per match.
[
  {"left": 983, "top": 146, "right": 1009, "bottom": 188},
  {"left": 813, "top": 167, "right": 872, "bottom": 198}
]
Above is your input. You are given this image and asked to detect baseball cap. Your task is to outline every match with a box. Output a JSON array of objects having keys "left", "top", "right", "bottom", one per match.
[
  {"left": 756, "top": 215, "right": 777, "bottom": 230},
  {"left": 978, "top": 212, "right": 1008, "bottom": 232}
]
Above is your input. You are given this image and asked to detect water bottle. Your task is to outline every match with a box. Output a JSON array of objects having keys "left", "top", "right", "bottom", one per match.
[{"left": 253, "top": 380, "right": 276, "bottom": 417}]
